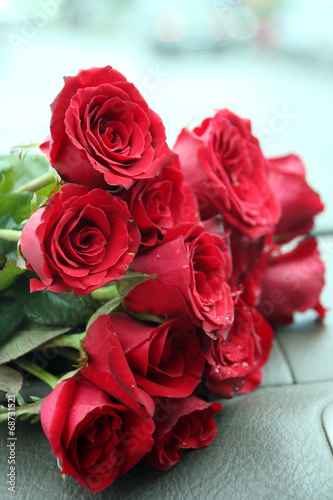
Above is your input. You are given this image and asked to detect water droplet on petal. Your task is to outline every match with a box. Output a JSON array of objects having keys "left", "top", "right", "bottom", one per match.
[{"left": 242, "top": 361, "right": 248, "bottom": 367}]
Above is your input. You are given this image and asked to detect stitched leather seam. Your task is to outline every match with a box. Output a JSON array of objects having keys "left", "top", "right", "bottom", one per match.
[
  {"left": 321, "top": 403, "right": 333, "bottom": 456},
  {"left": 274, "top": 336, "right": 296, "bottom": 384}
]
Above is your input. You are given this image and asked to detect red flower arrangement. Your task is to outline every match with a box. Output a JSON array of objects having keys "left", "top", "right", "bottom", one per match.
[{"left": 0, "top": 66, "right": 325, "bottom": 494}]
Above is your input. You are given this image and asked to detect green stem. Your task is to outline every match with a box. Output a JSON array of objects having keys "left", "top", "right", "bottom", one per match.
[
  {"left": 0, "top": 398, "right": 45, "bottom": 423},
  {"left": 40, "top": 332, "right": 86, "bottom": 351},
  {"left": 14, "top": 170, "right": 57, "bottom": 193},
  {"left": 90, "top": 284, "right": 119, "bottom": 302},
  {"left": 14, "top": 358, "right": 58, "bottom": 389},
  {"left": 0, "top": 229, "right": 22, "bottom": 242}
]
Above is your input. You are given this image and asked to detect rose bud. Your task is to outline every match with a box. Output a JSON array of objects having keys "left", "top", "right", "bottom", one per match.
[
  {"left": 120, "top": 154, "right": 199, "bottom": 247},
  {"left": 259, "top": 237, "right": 325, "bottom": 325},
  {"left": 109, "top": 313, "right": 205, "bottom": 398},
  {"left": 20, "top": 184, "right": 140, "bottom": 294},
  {"left": 144, "top": 395, "right": 222, "bottom": 471},
  {"left": 174, "top": 109, "right": 280, "bottom": 239},
  {"left": 41, "top": 66, "right": 174, "bottom": 189},
  {"left": 203, "top": 298, "right": 274, "bottom": 398},
  {"left": 125, "top": 224, "right": 234, "bottom": 338},
  {"left": 268, "top": 154, "right": 324, "bottom": 242},
  {"left": 41, "top": 376, "right": 154, "bottom": 493}
]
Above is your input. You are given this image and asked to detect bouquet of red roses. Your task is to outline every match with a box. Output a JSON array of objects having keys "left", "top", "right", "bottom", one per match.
[{"left": 0, "top": 66, "right": 325, "bottom": 493}]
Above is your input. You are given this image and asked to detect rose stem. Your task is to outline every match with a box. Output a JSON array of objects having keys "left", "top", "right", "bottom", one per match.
[
  {"left": 14, "top": 357, "right": 58, "bottom": 389},
  {"left": 0, "top": 229, "right": 22, "bottom": 242},
  {"left": 90, "top": 283, "right": 119, "bottom": 302},
  {"left": 40, "top": 332, "right": 86, "bottom": 351},
  {"left": 14, "top": 170, "right": 57, "bottom": 193}
]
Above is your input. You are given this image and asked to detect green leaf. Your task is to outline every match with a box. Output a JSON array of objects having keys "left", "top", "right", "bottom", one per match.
[
  {"left": 28, "top": 395, "right": 41, "bottom": 401},
  {"left": 16, "top": 393, "right": 24, "bottom": 405},
  {"left": 36, "top": 179, "right": 61, "bottom": 199},
  {"left": 0, "top": 365, "right": 23, "bottom": 397},
  {"left": 0, "top": 161, "right": 15, "bottom": 195},
  {"left": 0, "top": 259, "right": 25, "bottom": 291},
  {"left": 0, "top": 323, "right": 71, "bottom": 365},
  {"left": 19, "top": 413, "right": 30, "bottom": 421},
  {"left": 0, "top": 299, "right": 24, "bottom": 345},
  {"left": 30, "top": 414, "right": 41, "bottom": 423},
  {"left": 0, "top": 192, "right": 33, "bottom": 223},
  {"left": 0, "top": 152, "right": 51, "bottom": 199},
  {"left": 6, "top": 150, "right": 49, "bottom": 189},
  {"left": 30, "top": 192, "right": 38, "bottom": 213},
  {"left": 86, "top": 296, "right": 122, "bottom": 330},
  {"left": 10, "top": 143, "right": 41, "bottom": 161},
  {"left": 15, "top": 276, "right": 97, "bottom": 328},
  {"left": 116, "top": 271, "right": 157, "bottom": 297}
]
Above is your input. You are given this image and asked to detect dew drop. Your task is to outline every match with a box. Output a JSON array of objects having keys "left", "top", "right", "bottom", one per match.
[{"left": 242, "top": 361, "right": 248, "bottom": 367}]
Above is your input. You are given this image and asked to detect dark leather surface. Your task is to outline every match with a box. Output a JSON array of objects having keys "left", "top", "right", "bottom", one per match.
[
  {"left": 322, "top": 402, "right": 333, "bottom": 455},
  {"left": 1, "top": 381, "right": 333, "bottom": 500},
  {"left": 261, "top": 339, "right": 294, "bottom": 386}
]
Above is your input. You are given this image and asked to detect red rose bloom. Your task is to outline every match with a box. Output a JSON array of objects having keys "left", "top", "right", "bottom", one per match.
[
  {"left": 268, "top": 154, "right": 324, "bottom": 242},
  {"left": 20, "top": 184, "right": 140, "bottom": 294},
  {"left": 109, "top": 313, "right": 204, "bottom": 397},
  {"left": 125, "top": 224, "right": 234, "bottom": 338},
  {"left": 259, "top": 238, "right": 325, "bottom": 325},
  {"left": 174, "top": 109, "right": 280, "bottom": 238},
  {"left": 120, "top": 155, "right": 199, "bottom": 246},
  {"left": 40, "top": 66, "right": 173, "bottom": 189},
  {"left": 203, "top": 298, "right": 274, "bottom": 398},
  {"left": 145, "top": 395, "right": 222, "bottom": 471},
  {"left": 41, "top": 376, "right": 154, "bottom": 493},
  {"left": 81, "top": 314, "right": 155, "bottom": 416},
  {"left": 228, "top": 227, "right": 265, "bottom": 295}
]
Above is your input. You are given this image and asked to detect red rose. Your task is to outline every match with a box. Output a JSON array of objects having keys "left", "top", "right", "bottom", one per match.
[
  {"left": 228, "top": 227, "right": 265, "bottom": 295},
  {"left": 41, "top": 376, "right": 154, "bottom": 493},
  {"left": 20, "top": 184, "right": 140, "bottom": 294},
  {"left": 144, "top": 395, "right": 222, "bottom": 471},
  {"left": 79, "top": 314, "right": 155, "bottom": 414},
  {"left": 109, "top": 313, "right": 204, "bottom": 397},
  {"left": 203, "top": 298, "right": 274, "bottom": 398},
  {"left": 174, "top": 109, "right": 280, "bottom": 238},
  {"left": 125, "top": 224, "right": 234, "bottom": 338},
  {"left": 268, "top": 155, "right": 324, "bottom": 242},
  {"left": 259, "top": 238, "right": 325, "bottom": 325},
  {"left": 120, "top": 155, "right": 199, "bottom": 247},
  {"left": 40, "top": 66, "right": 173, "bottom": 189}
]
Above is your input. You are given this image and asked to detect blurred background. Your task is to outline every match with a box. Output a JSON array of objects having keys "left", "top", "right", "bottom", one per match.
[{"left": 0, "top": 0, "right": 332, "bottom": 229}]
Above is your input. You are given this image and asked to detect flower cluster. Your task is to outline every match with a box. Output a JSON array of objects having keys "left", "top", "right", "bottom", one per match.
[{"left": 0, "top": 66, "right": 325, "bottom": 494}]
